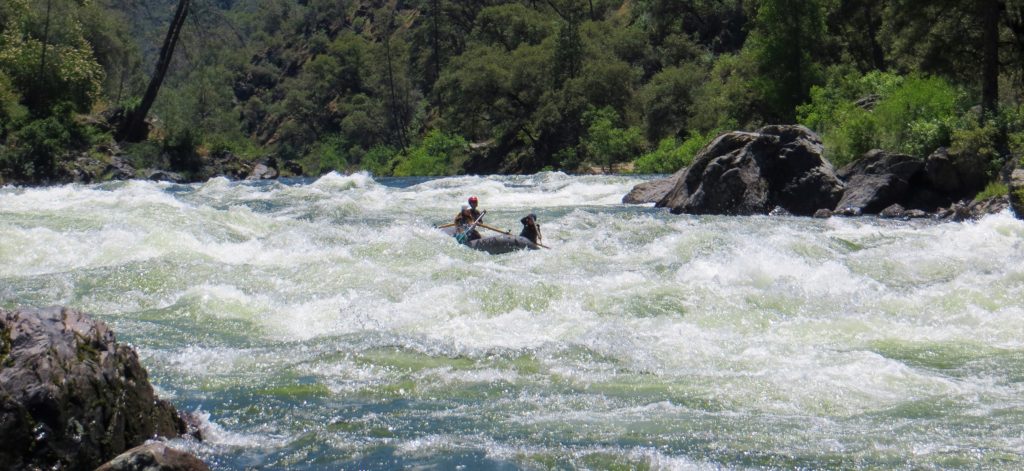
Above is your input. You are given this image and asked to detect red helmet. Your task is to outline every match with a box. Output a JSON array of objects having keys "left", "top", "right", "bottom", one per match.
[{"left": 468, "top": 196, "right": 479, "bottom": 205}]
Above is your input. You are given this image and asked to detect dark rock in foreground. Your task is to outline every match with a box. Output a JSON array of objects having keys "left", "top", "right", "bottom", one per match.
[
  {"left": 622, "top": 169, "right": 684, "bottom": 204},
  {"left": 0, "top": 307, "right": 201, "bottom": 470},
  {"left": 96, "top": 443, "right": 210, "bottom": 471},
  {"left": 656, "top": 125, "right": 844, "bottom": 216}
]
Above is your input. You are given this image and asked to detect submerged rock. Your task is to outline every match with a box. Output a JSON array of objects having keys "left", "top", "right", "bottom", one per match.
[
  {"left": 0, "top": 307, "right": 200, "bottom": 470},
  {"left": 656, "top": 125, "right": 843, "bottom": 216},
  {"left": 623, "top": 169, "right": 684, "bottom": 204}
]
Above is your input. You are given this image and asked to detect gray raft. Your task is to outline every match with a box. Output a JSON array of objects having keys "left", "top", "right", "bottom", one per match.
[{"left": 441, "top": 226, "right": 539, "bottom": 255}]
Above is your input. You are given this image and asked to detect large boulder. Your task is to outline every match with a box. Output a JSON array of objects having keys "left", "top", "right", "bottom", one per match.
[
  {"left": 924, "top": 147, "right": 989, "bottom": 200},
  {"left": 623, "top": 169, "right": 684, "bottom": 204},
  {"left": 834, "top": 150, "right": 921, "bottom": 214},
  {"left": 656, "top": 125, "right": 844, "bottom": 216},
  {"left": 96, "top": 443, "right": 210, "bottom": 471},
  {"left": 0, "top": 307, "right": 195, "bottom": 470}
]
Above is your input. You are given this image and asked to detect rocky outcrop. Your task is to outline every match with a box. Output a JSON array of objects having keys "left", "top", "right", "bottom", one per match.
[
  {"left": 834, "top": 147, "right": 995, "bottom": 215},
  {"left": 622, "top": 169, "right": 684, "bottom": 204},
  {"left": 924, "top": 147, "right": 989, "bottom": 200},
  {"left": 1010, "top": 162, "right": 1024, "bottom": 220},
  {"left": 656, "top": 125, "right": 844, "bottom": 216},
  {"left": 833, "top": 150, "right": 920, "bottom": 214},
  {"left": 0, "top": 307, "right": 200, "bottom": 470},
  {"left": 96, "top": 443, "right": 210, "bottom": 471}
]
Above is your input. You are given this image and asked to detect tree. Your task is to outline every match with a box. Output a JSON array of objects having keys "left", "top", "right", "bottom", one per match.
[
  {"left": 118, "top": 0, "right": 190, "bottom": 142},
  {"left": 881, "top": 0, "right": 1022, "bottom": 117},
  {"left": 745, "top": 0, "right": 828, "bottom": 123}
]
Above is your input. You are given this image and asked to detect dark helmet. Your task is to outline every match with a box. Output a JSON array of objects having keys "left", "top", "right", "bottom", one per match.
[
  {"left": 468, "top": 196, "right": 479, "bottom": 206},
  {"left": 527, "top": 213, "right": 536, "bottom": 220}
]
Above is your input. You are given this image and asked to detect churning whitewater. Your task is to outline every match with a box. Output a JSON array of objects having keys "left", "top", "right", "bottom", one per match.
[{"left": 2, "top": 172, "right": 1024, "bottom": 469}]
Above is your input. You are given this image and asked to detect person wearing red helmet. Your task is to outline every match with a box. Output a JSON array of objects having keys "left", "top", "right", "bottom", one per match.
[{"left": 467, "top": 196, "right": 483, "bottom": 222}]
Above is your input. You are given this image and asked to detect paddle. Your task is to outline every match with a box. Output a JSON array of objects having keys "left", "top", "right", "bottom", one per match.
[
  {"left": 454, "top": 210, "right": 486, "bottom": 244},
  {"left": 477, "top": 222, "right": 512, "bottom": 235}
]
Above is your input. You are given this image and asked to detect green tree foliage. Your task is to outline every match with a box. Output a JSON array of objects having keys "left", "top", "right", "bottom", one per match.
[
  {"left": 798, "top": 71, "right": 966, "bottom": 166},
  {"left": 633, "top": 129, "right": 719, "bottom": 174},
  {"left": 745, "top": 0, "right": 828, "bottom": 123},
  {"left": 392, "top": 130, "right": 468, "bottom": 176},
  {"left": 582, "top": 107, "right": 643, "bottom": 172},
  {"left": 4, "top": 0, "right": 1024, "bottom": 185},
  {"left": 0, "top": 0, "right": 105, "bottom": 114}
]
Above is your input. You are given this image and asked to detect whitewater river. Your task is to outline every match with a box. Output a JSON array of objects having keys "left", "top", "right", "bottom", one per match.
[{"left": 2, "top": 172, "right": 1024, "bottom": 469}]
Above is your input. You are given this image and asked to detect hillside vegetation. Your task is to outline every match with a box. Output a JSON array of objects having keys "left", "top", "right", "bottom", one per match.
[{"left": 3, "top": 0, "right": 1024, "bottom": 183}]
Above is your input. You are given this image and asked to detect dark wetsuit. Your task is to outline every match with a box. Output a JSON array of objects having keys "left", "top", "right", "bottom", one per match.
[{"left": 519, "top": 217, "right": 540, "bottom": 244}]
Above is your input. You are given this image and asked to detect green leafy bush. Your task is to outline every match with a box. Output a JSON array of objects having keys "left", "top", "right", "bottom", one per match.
[
  {"left": 633, "top": 129, "right": 718, "bottom": 174},
  {"left": 582, "top": 106, "right": 644, "bottom": 172},
  {"left": 361, "top": 145, "right": 398, "bottom": 176},
  {"left": 799, "top": 72, "right": 965, "bottom": 166},
  {"left": 1, "top": 115, "right": 71, "bottom": 181},
  {"left": 392, "top": 130, "right": 469, "bottom": 177},
  {"left": 974, "top": 181, "right": 1008, "bottom": 201}
]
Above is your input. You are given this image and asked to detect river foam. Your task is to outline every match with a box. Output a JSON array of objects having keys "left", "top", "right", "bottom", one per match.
[{"left": 3, "top": 173, "right": 1023, "bottom": 469}]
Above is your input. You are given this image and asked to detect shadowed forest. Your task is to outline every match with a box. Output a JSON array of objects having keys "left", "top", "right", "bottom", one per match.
[{"left": 2, "top": 0, "right": 1024, "bottom": 186}]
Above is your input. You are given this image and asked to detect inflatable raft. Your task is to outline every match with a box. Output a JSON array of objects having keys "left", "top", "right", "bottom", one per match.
[{"left": 440, "top": 226, "right": 539, "bottom": 255}]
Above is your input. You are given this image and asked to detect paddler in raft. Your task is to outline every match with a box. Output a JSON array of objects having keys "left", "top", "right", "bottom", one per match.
[
  {"left": 519, "top": 213, "right": 542, "bottom": 245},
  {"left": 453, "top": 204, "right": 482, "bottom": 243}
]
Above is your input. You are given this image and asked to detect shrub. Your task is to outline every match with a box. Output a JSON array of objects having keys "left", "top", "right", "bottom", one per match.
[
  {"left": 392, "top": 130, "right": 469, "bottom": 176},
  {"left": 974, "top": 181, "right": 1008, "bottom": 202},
  {"left": 361, "top": 145, "right": 398, "bottom": 176},
  {"left": 1, "top": 115, "right": 71, "bottom": 181},
  {"left": 799, "top": 72, "right": 965, "bottom": 165},
  {"left": 582, "top": 106, "right": 644, "bottom": 172},
  {"left": 633, "top": 129, "right": 718, "bottom": 174}
]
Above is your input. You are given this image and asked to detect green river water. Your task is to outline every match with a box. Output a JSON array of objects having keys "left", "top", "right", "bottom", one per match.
[{"left": 2, "top": 172, "right": 1023, "bottom": 469}]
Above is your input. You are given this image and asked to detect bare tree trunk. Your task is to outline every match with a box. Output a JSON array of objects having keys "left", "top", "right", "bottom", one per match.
[
  {"left": 384, "top": 9, "right": 408, "bottom": 151},
  {"left": 118, "top": 0, "right": 190, "bottom": 142},
  {"left": 981, "top": 0, "right": 1000, "bottom": 117},
  {"left": 39, "top": 0, "right": 52, "bottom": 81}
]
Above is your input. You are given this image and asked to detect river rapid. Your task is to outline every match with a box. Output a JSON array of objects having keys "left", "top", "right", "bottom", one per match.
[{"left": 2, "top": 172, "right": 1024, "bottom": 469}]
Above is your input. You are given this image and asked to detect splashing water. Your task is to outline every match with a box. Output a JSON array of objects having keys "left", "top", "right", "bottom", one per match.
[{"left": 3, "top": 172, "right": 1024, "bottom": 469}]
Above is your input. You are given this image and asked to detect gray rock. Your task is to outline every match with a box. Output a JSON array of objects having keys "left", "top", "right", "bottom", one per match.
[
  {"left": 105, "top": 156, "right": 137, "bottom": 180},
  {"left": 813, "top": 208, "right": 832, "bottom": 219},
  {"left": 623, "top": 170, "right": 684, "bottom": 204},
  {"left": 834, "top": 173, "right": 909, "bottom": 214},
  {"left": 837, "top": 149, "right": 921, "bottom": 182},
  {"left": 905, "top": 209, "right": 930, "bottom": 219},
  {"left": 96, "top": 443, "right": 210, "bottom": 471},
  {"left": 879, "top": 203, "right": 907, "bottom": 219},
  {"left": 968, "top": 196, "right": 1010, "bottom": 219},
  {"left": 0, "top": 307, "right": 194, "bottom": 470},
  {"left": 657, "top": 126, "right": 843, "bottom": 216},
  {"left": 834, "top": 150, "right": 920, "bottom": 214},
  {"left": 924, "top": 147, "right": 989, "bottom": 199},
  {"left": 1010, "top": 165, "right": 1024, "bottom": 220},
  {"left": 246, "top": 162, "right": 278, "bottom": 180},
  {"left": 147, "top": 170, "right": 185, "bottom": 183},
  {"left": 833, "top": 206, "right": 863, "bottom": 217}
]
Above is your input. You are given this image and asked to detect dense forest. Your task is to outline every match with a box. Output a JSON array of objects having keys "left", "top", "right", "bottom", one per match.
[{"left": 2, "top": 0, "right": 1024, "bottom": 186}]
